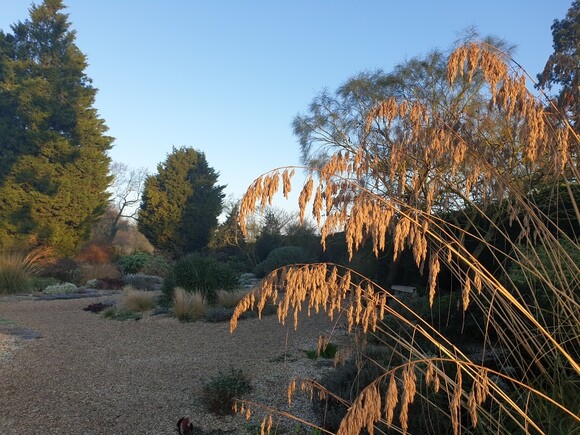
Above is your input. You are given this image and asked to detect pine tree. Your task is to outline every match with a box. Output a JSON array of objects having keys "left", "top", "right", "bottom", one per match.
[
  {"left": 138, "top": 146, "right": 225, "bottom": 256},
  {"left": 0, "top": 0, "right": 113, "bottom": 255}
]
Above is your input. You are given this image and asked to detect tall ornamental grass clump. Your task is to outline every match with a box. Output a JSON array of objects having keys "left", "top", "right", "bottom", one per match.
[
  {"left": 0, "top": 247, "right": 54, "bottom": 294},
  {"left": 172, "top": 287, "right": 207, "bottom": 322},
  {"left": 230, "top": 41, "right": 579, "bottom": 434}
]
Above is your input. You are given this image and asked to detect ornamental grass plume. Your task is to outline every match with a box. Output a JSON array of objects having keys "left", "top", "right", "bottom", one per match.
[
  {"left": 231, "top": 41, "right": 579, "bottom": 434},
  {"left": 0, "top": 246, "right": 54, "bottom": 294}
]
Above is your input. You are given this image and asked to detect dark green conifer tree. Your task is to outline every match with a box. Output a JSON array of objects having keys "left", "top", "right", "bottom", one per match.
[
  {"left": 138, "top": 146, "right": 225, "bottom": 257},
  {"left": 0, "top": 0, "right": 112, "bottom": 255}
]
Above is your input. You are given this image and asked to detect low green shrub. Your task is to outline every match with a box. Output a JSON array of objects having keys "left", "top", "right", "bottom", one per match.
[
  {"left": 41, "top": 257, "right": 79, "bottom": 284},
  {"left": 117, "top": 252, "right": 150, "bottom": 274},
  {"left": 254, "top": 246, "right": 316, "bottom": 278},
  {"left": 203, "top": 306, "right": 234, "bottom": 323},
  {"left": 123, "top": 273, "right": 163, "bottom": 291},
  {"left": 202, "top": 367, "right": 252, "bottom": 415},
  {"left": 43, "top": 282, "right": 77, "bottom": 295},
  {"left": 306, "top": 342, "right": 338, "bottom": 360},
  {"left": 101, "top": 307, "right": 142, "bottom": 321},
  {"left": 162, "top": 254, "right": 237, "bottom": 305},
  {"left": 141, "top": 254, "right": 172, "bottom": 278},
  {"left": 31, "top": 276, "right": 60, "bottom": 291}
]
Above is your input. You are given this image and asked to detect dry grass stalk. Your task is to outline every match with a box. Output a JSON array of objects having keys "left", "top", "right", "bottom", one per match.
[{"left": 233, "top": 40, "right": 579, "bottom": 434}]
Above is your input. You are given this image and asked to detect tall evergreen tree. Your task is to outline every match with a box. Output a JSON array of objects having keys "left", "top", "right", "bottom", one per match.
[
  {"left": 0, "top": 0, "right": 113, "bottom": 255},
  {"left": 538, "top": 1, "right": 579, "bottom": 132},
  {"left": 138, "top": 146, "right": 225, "bottom": 256}
]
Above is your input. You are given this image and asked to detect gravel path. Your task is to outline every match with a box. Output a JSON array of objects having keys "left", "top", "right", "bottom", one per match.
[{"left": 0, "top": 291, "right": 345, "bottom": 434}]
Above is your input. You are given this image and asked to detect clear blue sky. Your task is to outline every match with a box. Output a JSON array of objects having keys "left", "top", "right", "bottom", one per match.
[{"left": 0, "top": 0, "right": 572, "bottom": 210}]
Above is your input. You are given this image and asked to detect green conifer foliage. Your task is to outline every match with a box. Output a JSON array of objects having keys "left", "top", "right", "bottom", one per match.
[
  {"left": 138, "top": 147, "right": 225, "bottom": 256},
  {"left": 0, "top": 0, "right": 113, "bottom": 255}
]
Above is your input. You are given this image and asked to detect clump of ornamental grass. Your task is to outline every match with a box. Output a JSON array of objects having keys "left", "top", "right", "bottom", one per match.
[
  {"left": 230, "top": 41, "right": 579, "bottom": 434},
  {"left": 216, "top": 289, "right": 249, "bottom": 309},
  {"left": 172, "top": 287, "right": 207, "bottom": 322},
  {"left": 121, "top": 285, "right": 156, "bottom": 312},
  {"left": 0, "top": 247, "right": 54, "bottom": 294}
]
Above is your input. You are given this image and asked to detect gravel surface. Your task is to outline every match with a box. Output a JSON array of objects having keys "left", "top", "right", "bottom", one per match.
[{"left": 0, "top": 291, "right": 347, "bottom": 434}]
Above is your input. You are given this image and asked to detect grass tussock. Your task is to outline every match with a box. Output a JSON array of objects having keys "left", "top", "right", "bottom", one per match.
[
  {"left": 231, "top": 41, "right": 580, "bottom": 434},
  {"left": 0, "top": 247, "right": 54, "bottom": 294},
  {"left": 121, "top": 285, "right": 156, "bottom": 312},
  {"left": 173, "top": 287, "right": 207, "bottom": 322},
  {"left": 216, "top": 289, "right": 249, "bottom": 309}
]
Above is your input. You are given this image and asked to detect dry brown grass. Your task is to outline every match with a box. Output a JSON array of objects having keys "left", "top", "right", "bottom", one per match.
[
  {"left": 121, "top": 285, "right": 156, "bottom": 312},
  {"left": 79, "top": 262, "right": 121, "bottom": 282},
  {"left": 232, "top": 41, "right": 579, "bottom": 434},
  {"left": 173, "top": 287, "right": 207, "bottom": 322}
]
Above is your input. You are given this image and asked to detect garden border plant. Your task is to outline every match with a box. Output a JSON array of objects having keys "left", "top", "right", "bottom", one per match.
[{"left": 229, "top": 40, "right": 580, "bottom": 434}]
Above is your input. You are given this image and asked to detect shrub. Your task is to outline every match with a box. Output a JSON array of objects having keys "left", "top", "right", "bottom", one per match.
[
  {"left": 162, "top": 254, "right": 237, "bottom": 305},
  {"left": 141, "top": 254, "right": 172, "bottom": 278},
  {"left": 305, "top": 342, "right": 338, "bottom": 360},
  {"left": 172, "top": 287, "right": 207, "bottom": 322},
  {"left": 117, "top": 252, "right": 150, "bottom": 274},
  {"left": 123, "top": 273, "right": 163, "bottom": 291},
  {"left": 42, "top": 257, "right": 79, "bottom": 283},
  {"left": 30, "top": 276, "right": 60, "bottom": 292},
  {"left": 44, "top": 282, "right": 77, "bottom": 295},
  {"left": 238, "top": 273, "right": 259, "bottom": 288},
  {"left": 79, "top": 262, "right": 121, "bottom": 283},
  {"left": 121, "top": 285, "right": 156, "bottom": 312},
  {"left": 102, "top": 307, "right": 142, "bottom": 321},
  {"left": 203, "top": 306, "right": 235, "bottom": 323},
  {"left": 75, "top": 242, "right": 114, "bottom": 264},
  {"left": 83, "top": 302, "right": 113, "bottom": 313},
  {"left": 202, "top": 367, "right": 252, "bottom": 415},
  {"left": 254, "top": 246, "right": 315, "bottom": 278}
]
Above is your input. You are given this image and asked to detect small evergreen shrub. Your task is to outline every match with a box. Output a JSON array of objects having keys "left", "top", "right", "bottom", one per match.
[
  {"left": 141, "top": 254, "right": 172, "bottom": 277},
  {"left": 162, "top": 254, "right": 237, "bottom": 305},
  {"left": 203, "top": 306, "right": 235, "bottom": 323},
  {"left": 31, "top": 276, "right": 60, "bottom": 291},
  {"left": 123, "top": 273, "right": 163, "bottom": 291},
  {"left": 202, "top": 367, "right": 252, "bottom": 415},
  {"left": 306, "top": 342, "right": 338, "bottom": 360},
  {"left": 238, "top": 273, "right": 259, "bottom": 288},
  {"left": 44, "top": 282, "right": 77, "bottom": 294},
  {"left": 83, "top": 302, "right": 113, "bottom": 313},
  {"left": 117, "top": 252, "right": 150, "bottom": 274},
  {"left": 254, "top": 246, "right": 316, "bottom": 278},
  {"left": 102, "top": 307, "right": 142, "bottom": 321},
  {"left": 42, "top": 257, "right": 79, "bottom": 283}
]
